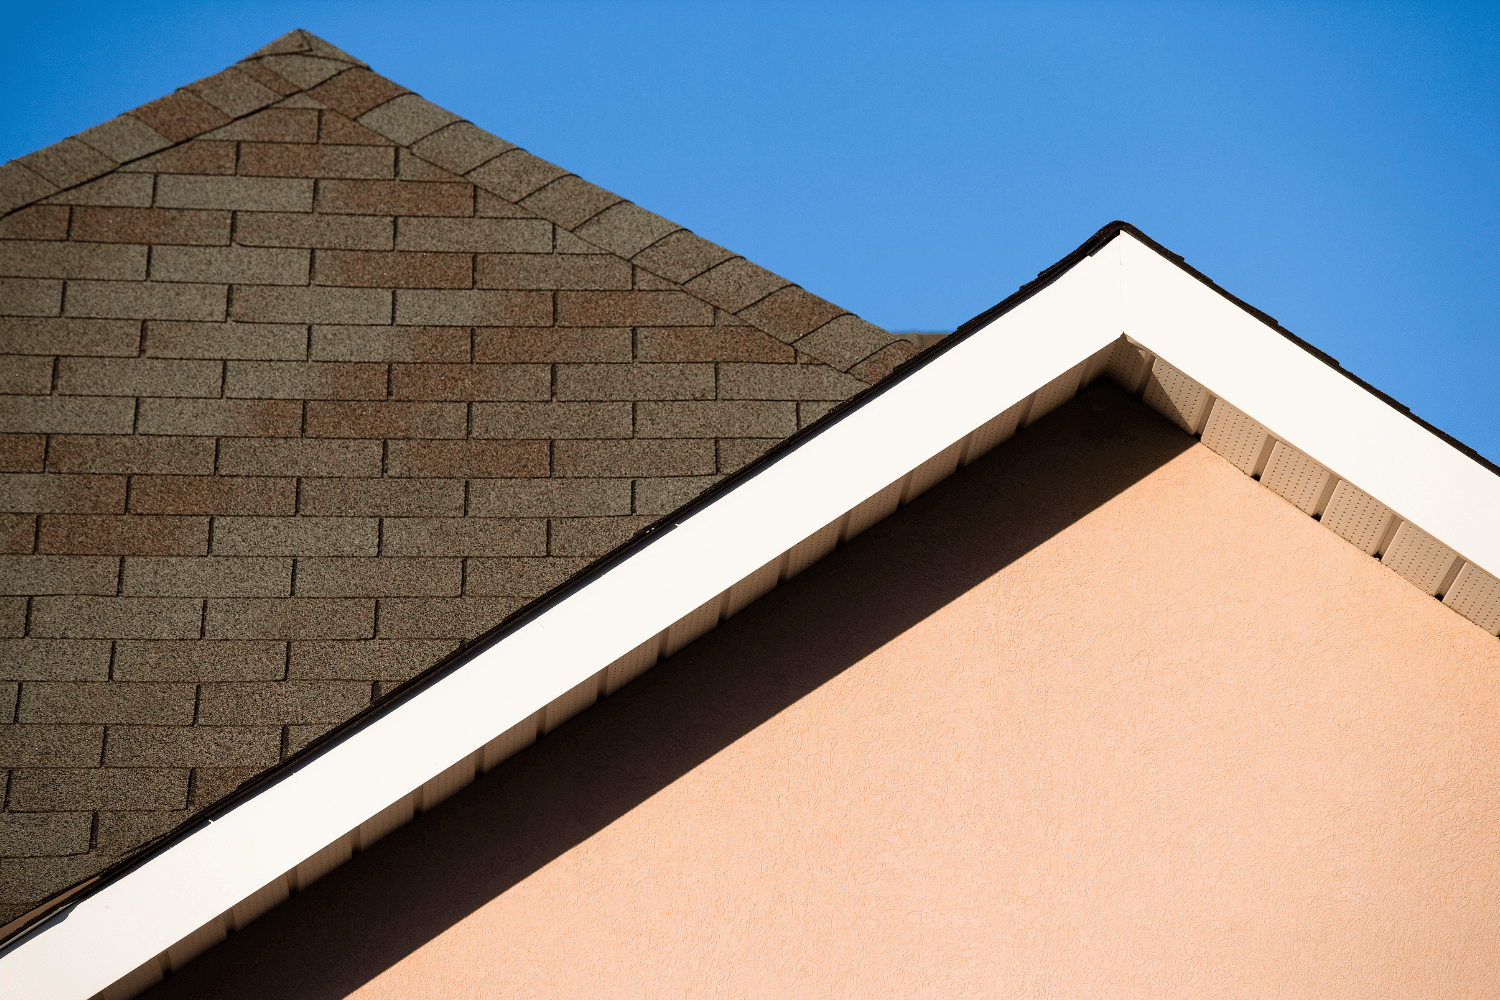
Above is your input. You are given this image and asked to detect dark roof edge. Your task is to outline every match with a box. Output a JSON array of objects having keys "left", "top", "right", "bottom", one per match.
[
  {"left": 6, "top": 218, "right": 1493, "bottom": 953},
  {"left": 1075, "top": 223, "right": 1496, "bottom": 475}
]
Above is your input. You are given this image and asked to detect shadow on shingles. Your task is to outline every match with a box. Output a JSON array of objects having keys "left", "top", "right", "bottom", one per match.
[{"left": 142, "top": 382, "right": 1194, "bottom": 999}]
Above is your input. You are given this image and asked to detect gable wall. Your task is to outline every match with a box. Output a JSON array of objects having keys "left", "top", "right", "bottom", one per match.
[{"left": 144, "top": 385, "right": 1500, "bottom": 998}]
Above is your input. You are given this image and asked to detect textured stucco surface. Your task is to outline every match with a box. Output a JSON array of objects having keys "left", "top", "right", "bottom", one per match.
[{"left": 145, "top": 385, "right": 1500, "bottom": 998}]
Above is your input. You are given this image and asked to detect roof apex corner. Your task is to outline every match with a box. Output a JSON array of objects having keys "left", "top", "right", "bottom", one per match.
[{"left": 245, "top": 28, "right": 368, "bottom": 67}]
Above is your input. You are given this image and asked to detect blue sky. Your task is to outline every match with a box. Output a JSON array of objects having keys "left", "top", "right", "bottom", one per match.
[{"left": 4, "top": 1, "right": 1497, "bottom": 460}]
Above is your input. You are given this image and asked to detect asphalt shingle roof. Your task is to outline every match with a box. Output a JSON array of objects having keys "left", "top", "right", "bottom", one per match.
[{"left": 0, "top": 28, "right": 918, "bottom": 925}]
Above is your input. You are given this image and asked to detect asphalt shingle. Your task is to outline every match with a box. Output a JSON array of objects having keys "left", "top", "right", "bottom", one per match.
[
  {"left": 0, "top": 26, "right": 901, "bottom": 926},
  {"left": 0, "top": 317, "right": 140, "bottom": 357}
]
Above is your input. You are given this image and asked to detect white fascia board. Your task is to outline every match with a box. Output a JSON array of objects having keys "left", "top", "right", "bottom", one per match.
[
  {"left": 1114, "top": 232, "right": 1500, "bottom": 573},
  {"left": 0, "top": 246, "right": 1121, "bottom": 999}
]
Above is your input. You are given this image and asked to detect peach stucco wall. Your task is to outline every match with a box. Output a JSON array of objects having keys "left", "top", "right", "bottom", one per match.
[{"left": 149, "top": 386, "right": 1500, "bottom": 999}]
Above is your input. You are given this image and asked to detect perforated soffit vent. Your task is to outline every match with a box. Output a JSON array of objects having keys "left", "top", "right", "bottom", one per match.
[{"left": 1132, "top": 340, "right": 1498, "bottom": 627}]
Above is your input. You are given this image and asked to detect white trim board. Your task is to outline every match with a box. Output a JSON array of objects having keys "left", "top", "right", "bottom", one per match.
[
  {"left": 2, "top": 227, "right": 1495, "bottom": 1000},
  {"left": 1114, "top": 232, "right": 1500, "bottom": 573}
]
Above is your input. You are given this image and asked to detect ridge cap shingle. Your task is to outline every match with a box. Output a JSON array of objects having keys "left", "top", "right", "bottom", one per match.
[
  {"left": 0, "top": 27, "right": 912, "bottom": 381},
  {"left": 364, "top": 105, "right": 913, "bottom": 381},
  {"left": 0, "top": 38, "right": 366, "bottom": 217},
  {"left": 246, "top": 29, "right": 368, "bottom": 67}
]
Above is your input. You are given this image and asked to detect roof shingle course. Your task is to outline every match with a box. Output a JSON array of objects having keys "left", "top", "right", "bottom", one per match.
[
  {"left": 144, "top": 318, "right": 306, "bottom": 356},
  {"left": 40, "top": 172, "right": 154, "bottom": 208},
  {"left": 0, "top": 642, "right": 112, "bottom": 681},
  {"left": 27, "top": 597, "right": 203, "bottom": 639},
  {"left": 35, "top": 514, "right": 206, "bottom": 556},
  {"left": 378, "top": 517, "right": 544, "bottom": 557},
  {"left": 128, "top": 91, "right": 231, "bottom": 144},
  {"left": 246, "top": 29, "right": 366, "bottom": 64},
  {"left": 253, "top": 55, "right": 348, "bottom": 91},
  {"left": 120, "top": 556, "right": 292, "bottom": 598},
  {"left": 0, "top": 318, "right": 141, "bottom": 357},
  {"left": 574, "top": 202, "right": 681, "bottom": 259},
  {"left": 373, "top": 595, "right": 523, "bottom": 638},
  {"left": 0, "top": 810, "right": 94, "bottom": 851},
  {"left": 183, "top": 68, "right": 283, "bottom": 119},
  {"left": 308, "top": 70, "right": 410, "bottom": 120},
  {"left": 848, "top": 339, "right": 920, "bottom": 383},
  {"left": 202, "top": 598, "right": 374, "bottom": 641},
  {"left": 72, "top": 116, "right": 173, "bottom": 163},
  {"left": 0, "top": 164, "right": 58, "bottom": 216},
  {"left": 15, "top": 139, "right": 118, "bottom": 190},
  {"left": 410, "top": 122, "right": 516, "bottom": 177},
  {"left": 125, "top": 475, "right": 297, "bottom": 516},
  {"left": 110, "top": 640, "right": 287, "bottom": 682},
  {"left": 356, "top": 94, "right": 460, "bottom": 147},
  {"left": 0, "top": 205, "right": 70, "bottom": 241},
  {"left": 46, "top": 434, "right": 214, "bottom": 475},
  {"left": 0, "top": 513, "right": 37, "bottom": 551}
]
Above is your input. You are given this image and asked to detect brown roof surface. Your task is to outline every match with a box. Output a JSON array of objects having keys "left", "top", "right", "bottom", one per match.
[{"left": 0, "top": 28, "right": 918, "bottom": 924}]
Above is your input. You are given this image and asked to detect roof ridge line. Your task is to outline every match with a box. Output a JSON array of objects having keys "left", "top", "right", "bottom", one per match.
[
  {"left": 0, "top": 40, "right": 350, "bottom": 217},
  {"left": 1, "top": 30, "right": 404, "bottom": 218},
  {"left": 0, "top": 31, "right": 916, "bottom": 384},
  {"left": 353, "top": 91, "right": 913, "bottom": 382},
  {"left": 2, "top": 91, "right": 322, "bottom": 211}
]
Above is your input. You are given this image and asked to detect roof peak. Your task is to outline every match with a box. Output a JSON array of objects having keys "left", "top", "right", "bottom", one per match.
[
  {"left": 0, "top": 26, "right": 914, "bottom": 382},
  {"left": 245, "top": 28, "right": 367, "bottom": 66}
]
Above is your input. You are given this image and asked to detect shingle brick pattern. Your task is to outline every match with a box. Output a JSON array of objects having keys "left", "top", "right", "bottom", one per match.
[{"left": 0, "top": 28, "right": 912, "bottom": 923}]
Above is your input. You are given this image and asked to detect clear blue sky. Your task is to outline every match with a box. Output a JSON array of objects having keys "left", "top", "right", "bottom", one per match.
[{"left": 5, "top": 1, "right": 1497, "bottom": 460}]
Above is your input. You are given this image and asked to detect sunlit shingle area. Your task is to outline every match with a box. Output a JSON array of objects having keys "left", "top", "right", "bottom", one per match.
[{"left": 0, "top": 29, "right": 919, "bottom": 927}]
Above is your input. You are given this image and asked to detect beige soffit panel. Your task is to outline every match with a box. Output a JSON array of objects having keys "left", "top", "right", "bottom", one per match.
[
  {"left": 785, "top": 518, "right": 844, "bottom": 580},
  {"left": 845, "top": 479, "right": 904, "bottom": 541},
  {"left": 1260, "top": 442, "right": 1337, "bottom": 516},
  {"left": 666, "top": 593, "right": 727, "bottom": 656},
  {"left": 1443, "top": 562, "right": 1500, "bottom": 636},
  {"left": 96, "top": 958, "right": 165, "bottom": 1000},
  {"left": 604, "top": 634, "right": 663, "bottom": 695},
  {"left": 1024, "top": 359, "right": 1088, "bottom": 426},
  {"left": 356, "top": 796, "right": 415, "bottom": 851},
  {"left": 418, "top": 752, "right": 480, "bottom": 813},
  {"left": 542, "top": 670, "right": 606, "bottom": 734},
  {"left": 480, "top": 711, "right": 540, "bottom": 770},
  {"left": 963, "top": 396, "right": 1030, "bottom": 466},
  {"left": 1142, "top": 357, "right": 1215, "bottom": 434},
  {"left": 1320, "top": 480, "right": 1398, "bottom": 556},
  {"left": 1382, "top": 521, "right": 1462, "bottom": 597},
  {"left": 1100, "top": 337, "right": 1152, "bottom": 393},
  {"left": 293, "top": 834, "right": 352, "bottom": 890},
  {"left": 905, "top": 439, "right": 966, "bottom": 502},
  {"left": 1200, "top": 399, "right": 1274, "bottom": 476},
  {"left": 229, "top": 875, "right": 288, "bottom": 937},
  {"left": 725, "top": 557, "right": 783, "bottom": 619},
  {"left": 162, "top": 921, "right": 224, "bottom": 982}
]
